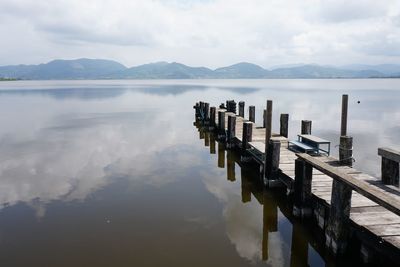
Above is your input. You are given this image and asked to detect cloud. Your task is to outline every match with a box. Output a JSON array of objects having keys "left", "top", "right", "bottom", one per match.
[{"left": 0, "top": 0, "right": 400, "bottom": 67}]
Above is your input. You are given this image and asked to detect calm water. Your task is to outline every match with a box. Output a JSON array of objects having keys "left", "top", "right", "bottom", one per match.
[{"left": 0, "top": 79, "right": 399, "bottom": 266}]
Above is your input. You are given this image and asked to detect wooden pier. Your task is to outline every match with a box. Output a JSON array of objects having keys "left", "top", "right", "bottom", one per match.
[{"left": 194, "top": 97, "right": 400, "bottom": 263}]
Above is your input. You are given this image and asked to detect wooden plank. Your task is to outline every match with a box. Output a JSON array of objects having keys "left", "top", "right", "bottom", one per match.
[
  {"left": 378, "top": 147, "right": 400, "bottom": 163},
  {"left": 297, "top": 153, "right": 400, "bottom": 216},
  {"left": 383, "top": 236, "right": 400, "bottom": 247},
  {"left": 366, "top": 224, "right": 400, "bottom": 237},
  {"left": 350, "top": 211, "right": 400, "bottom": 226}
]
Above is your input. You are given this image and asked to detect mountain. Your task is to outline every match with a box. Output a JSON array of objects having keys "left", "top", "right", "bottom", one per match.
[
  {"left": 0, "top": 58, "right": 127, "bottom": 79},
  {"left": 117, "top": 62, "right": 214, "bottom": 79},
  {"left": 214, "top": 62, "right": 268, "bottom": 78},
  {"left": 0, "top": 58, "right": 398, "bottom": 79},
  {"left": 267, "top": 64, "right": 384, "bottom": 78}
]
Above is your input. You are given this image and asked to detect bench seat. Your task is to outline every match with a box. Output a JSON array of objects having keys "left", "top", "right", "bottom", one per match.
[{"left": 289, "top": 140, "right": 317, "bottom": 153}]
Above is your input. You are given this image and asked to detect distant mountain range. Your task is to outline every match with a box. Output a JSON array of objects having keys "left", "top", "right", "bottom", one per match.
[{"left": 1, "top": 58, "right": 400, "bottom": 80}]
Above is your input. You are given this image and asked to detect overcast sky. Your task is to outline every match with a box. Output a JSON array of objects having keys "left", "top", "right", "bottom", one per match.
[{"left": 1, "top": 0, "right": 400, "bottom": 68}]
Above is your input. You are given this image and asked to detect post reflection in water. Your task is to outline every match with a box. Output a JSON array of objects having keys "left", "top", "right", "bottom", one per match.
[
  {"left": 226, "top": 150, "right": 236, "bottom": 182},
  {"left": 205, "top": 131, "right": 210, "bottom": 147},
  {"left": 290, "top": 221, "right": 309, "bottom": 267},
  {"left": 240, "top": 167, "right": 252, "bottom": 203},
  {"left": 210, "top": 132, "right": 216, "bottom": 154},
  {"left": 218, "top": 142, "right": 225, "bottom": 168},
  {"left": 262, "top": 191, "right": 278, "bottom": 261}
]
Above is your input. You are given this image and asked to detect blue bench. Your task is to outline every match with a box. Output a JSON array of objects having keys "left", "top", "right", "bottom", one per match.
[{"left": 288, "top": 140, "right": 318, "bottom": 154}]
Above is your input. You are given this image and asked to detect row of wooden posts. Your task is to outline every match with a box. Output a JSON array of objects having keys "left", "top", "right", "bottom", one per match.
[{"left": 194, "top": 95, "right": 400, "bottom": 259}]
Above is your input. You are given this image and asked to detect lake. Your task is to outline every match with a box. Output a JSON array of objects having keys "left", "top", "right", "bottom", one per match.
[{"left": 0, "top": 79, "right": 399, "bottom": 266}]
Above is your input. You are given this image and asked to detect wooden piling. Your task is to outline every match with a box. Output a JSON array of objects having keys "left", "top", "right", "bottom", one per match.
[
  {"left": 227, "top": 115, "right": 236, "bottom": 148},
  {"left": 341, "top": 94, "right": 348, "bottom": 136},
  {"left": 242, "top": 122, "right": 253, "bottom": 154},
  {"left": 204, "top": 102, "right": 209, "bottom": 122},
  {"left": 339, "top": 136, "right": 353, "bottom": 167},
  {"left": 301, "top": 120, "right": 312, "bottom": 135},
  {"left": 249, "top": 106, "right": 255, "bottom": 123},
  {"left": 263, "top": 109, "right": 266, "bottom": 128},
  {"left": 325, "top": 180, "right": 352, "bottom": 255},
  {"left": 209, "top": 107, "right": 216, "bottom": 130},
  {"left": 280, "top": 114, "right": 289, "bottom": 138},
  {"left": 264, "top": 100, "right": 273, "bottom": 177},
  {"left": 293, "top": 159, "right": 313, "bottom": 217},
  {"left": 265, "top": 139, "right": 281, "bottom": 187},
  {"left": 218, "top": 111, "right": 226, "bottom": 139},
  {"left": 239, "top": 101, "right": 245, "bottom": 117}
]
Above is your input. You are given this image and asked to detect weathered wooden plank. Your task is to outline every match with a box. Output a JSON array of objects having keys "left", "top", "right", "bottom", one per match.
[
  {"left": 383, "top": 236, "right": 400, "bottom": 247},
  {"left": 366, "top": 224, "right": 400, "bottom": 237},
  {"left": 297, "top": 153, "right": 400, "bottom": 216},
  {"left": 351, "top": 211, "right": 400, "bottom": 226},
  {"left": 378, "top": 147, "right": 400, "bottom": 163}
]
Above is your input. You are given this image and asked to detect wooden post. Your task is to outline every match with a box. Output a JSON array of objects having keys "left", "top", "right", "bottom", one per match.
[
  {"left": 341, "top": 94, "right": 348, "bottom": 136},
  {"left": 204, "top": 132, "right": 210, "bottom": 147},
  {"left": 227, "top": 150, "right": 236, "bottom": 181},
  {"left": 242, "top": 122, "right": 253, "bottom": 155},
  {"left": 239, "top": 101, "right": 245, "bottom": 117},
  {"left": 204, "top": 102, "right": 210, "bottom": 123},
  {"left": 209, "top": 107, "right": 216, "bottom": 130},
  {"left": 265, "top": 139, "right": 281, "bottom": 187},
  {"left": 378, "top": 148, "right": 400, "bottom": 186},
  {"left": 339, "top": 136, "right": 353, "bottom": 167},
  {"left": 293, "top": 158, "right": 313, "bottom": 217},
  {"left": 199, "top": 101, "right": 204, "bottom": 120},
  {"left": 249, "top": 106, "right": 255, "bottom": 123},
  {"left": 264, "top": 100, "right": 273, "bottom": 177},
  {"left": 218, "top": 111, "right": 226, "bottom": 139},
  {"left": 227, "top": 115, "right": 236, "bottom": 148},
  {"left": 325, "top": 180, "right": 352, "bottom": 255},
  {"left": 194, "top": 102, "right": 200, "bottom": 120},
  {"left": 280, "top": 114, "right": 289, "bottom": 138},
  {"left": 301, "top": 120, "right": 312, "bottom": 134},
  {"left": 218, "top": 142, "right": 225, "bottom": 168},
  {"left": 263, "top": 109, "right": 266, "bottom": 128}
]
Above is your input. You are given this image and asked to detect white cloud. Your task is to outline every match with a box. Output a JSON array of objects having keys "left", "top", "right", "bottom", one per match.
[{"left": 0, "top": 0, "right": 400, "bottom": 67}]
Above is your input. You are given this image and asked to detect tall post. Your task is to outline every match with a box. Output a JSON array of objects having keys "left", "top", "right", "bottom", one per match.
[
  {"left": 341, "top": 94, "right": 348, "bottom": 136},
  {"left": 301, "top": 120, "right": 312, "bottom": 135},
  {"left": 293, "top": 158, "right": 313, "bottom": 218},
  {"left": 209, "top": 107, "right": 216, "bottom": 130},
  {"left": 249, "top": 106, "right": 255, "bottom": 123},
  {"left": 227, "top": 115, "right": 236, "bottom": 148},
  {"left": 239, "top": 101, "right": 245, "bottom": 117},
  {"left": 264, "top": 100, "right": 273, "bottom": 177},
  {"left": 339, "top": 136, "right": 353, "bottom": 166},
  {"left": 280, "top": 114, "right": 289, "bottom": 138},
  {"left": 199, "top": 101, "right": 204, "bottom": 120},
  {"left": 325, "top": 181, "right": 352, "bottom": 255}
]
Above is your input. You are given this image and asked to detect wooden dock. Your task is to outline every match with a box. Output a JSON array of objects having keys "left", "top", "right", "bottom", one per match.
[{"left": 194, "top": 98, "right": 400, "bottom": 263}]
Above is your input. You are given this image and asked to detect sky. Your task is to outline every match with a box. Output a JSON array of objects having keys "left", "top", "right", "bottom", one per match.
[{"left": 1, "top": 0, "right": 400, "bottom": 68}]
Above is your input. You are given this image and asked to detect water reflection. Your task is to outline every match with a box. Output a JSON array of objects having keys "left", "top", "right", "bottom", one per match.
[{"left": 0, "top": 80, "right": 399, "bottom": 266}]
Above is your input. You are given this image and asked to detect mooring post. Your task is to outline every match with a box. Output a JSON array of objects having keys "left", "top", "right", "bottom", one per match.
[
  {"left": 301, "top": 120, "right": 312, "bottom": 135},
  {"left": 339, "top": 95, "right": 353, "bottom": 166},
  {"left": 264, "top": 100, "right": 273, "bottom": 178},
  {"left": 325, "top": 180, "right": 352, "bottom": 255},
  {"left": 227, "top": 150, "right": 236, "bottom": 182},
  {"left": 199, "top": 101, "right": 204, "bottom": 120},
  {"left": 194, "top": 102, "right": 200, "bottom": 120},
  {"left": 218, "top": 142, "right": 225, "bottom": 168},
  {"left": 280, "top": 114, "right": 289, "bottom": 138},
  {"left": 378, "top": 148, "right": 400, "bottom": 186},
  {"left": 239, "top": 101, "right": 245, "bottom": 117},
  {"left": 204, "top": 102, "right": 210, "bottom": 124},
  {"left": 218, "top": 111, "right": 226, "bottom": 140},
  {"left": 339, "top": 136, "right": 353, "bottom": 166},
  {"left": 341, "top": 94, "right": 348, "bottom": 136},
  {"left": 293, "top": 158, "right": 313, "bottom": 218},
  {"left": 209, "top": 107, "right": 216, "bottom": 130},
  {"left": 265, "top": 139, "right": 282, "bottom": 187},
  {"left": 249, "top": 106, "right": 255, "bottom": 123},
  {"left": 241, "top": 121, "right": 253, "bottom": 161},
  {"left": 227, "top": 115, "right": 236, "bottom": 148}
]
